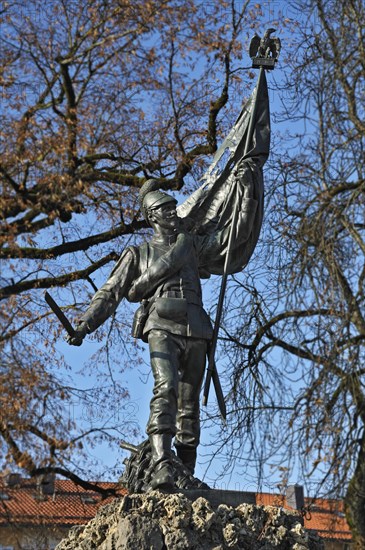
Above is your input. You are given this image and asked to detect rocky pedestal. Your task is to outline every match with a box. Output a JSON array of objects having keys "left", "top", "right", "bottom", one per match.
[{"left": 55, "top": 491, "right": 324, "bottom": 550}]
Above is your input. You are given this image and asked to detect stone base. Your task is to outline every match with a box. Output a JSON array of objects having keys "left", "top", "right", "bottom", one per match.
[
  {"left": 181, "top": 488, "right": 256, "bottom": 508},
  {"left": 55, "top": 491, "right": 324, "bottom": 550}
]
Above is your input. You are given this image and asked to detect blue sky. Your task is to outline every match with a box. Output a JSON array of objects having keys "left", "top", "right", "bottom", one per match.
[{"left": 2, "top": 0, "right": 320, "bottom": 496}]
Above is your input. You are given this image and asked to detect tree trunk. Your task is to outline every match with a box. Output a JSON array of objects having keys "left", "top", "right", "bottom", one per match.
[{"left": 344, "top": 433, "right": 365, "bottom": 549}]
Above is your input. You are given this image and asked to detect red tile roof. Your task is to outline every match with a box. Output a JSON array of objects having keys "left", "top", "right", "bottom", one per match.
[
  {"left": 0, "top": 477, "right": 126, "bottom": 527},
  {"left": 0, "top": 477, "right": 352, "bottom": 543},
  {"left": 256, "top": 493, "right": 351, "bottom": 541}
]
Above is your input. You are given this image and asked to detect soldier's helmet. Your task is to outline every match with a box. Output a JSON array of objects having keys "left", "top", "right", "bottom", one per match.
[{"left": 139, "top": 179, "right": 177, "bottom": 225}]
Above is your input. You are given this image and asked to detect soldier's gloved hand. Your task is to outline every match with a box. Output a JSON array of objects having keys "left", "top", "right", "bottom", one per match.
[
  {"left": 235, "top": 162, "right": 253, "bottom": 199},
  {"left": 67, "top": 321, "right": 89, "bottom": 346}
]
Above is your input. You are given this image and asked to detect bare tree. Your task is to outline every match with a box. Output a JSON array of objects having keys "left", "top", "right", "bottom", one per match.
[
  {"left": 216, "top": 0, "right": 365, "bottom": 546},
  {"left": 0, "top": 0, "right": 263, "bottom": 487}
]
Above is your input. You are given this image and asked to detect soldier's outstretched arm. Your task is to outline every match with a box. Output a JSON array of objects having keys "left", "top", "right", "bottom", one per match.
[{"left": 68, "top": 247, "right": 137, "bottom": 346}]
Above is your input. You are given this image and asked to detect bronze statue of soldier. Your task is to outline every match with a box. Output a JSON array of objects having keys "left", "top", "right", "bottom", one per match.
[
  {"left": 68, "top": 175, "right": 258, "bottom": 491},
  {"left": 55, "top": 32, "right": 278, "bottom": 491}
]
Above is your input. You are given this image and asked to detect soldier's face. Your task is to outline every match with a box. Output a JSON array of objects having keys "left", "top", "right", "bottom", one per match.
[{"left": 149, "top": 202, "right": 179, "bottom": 231}]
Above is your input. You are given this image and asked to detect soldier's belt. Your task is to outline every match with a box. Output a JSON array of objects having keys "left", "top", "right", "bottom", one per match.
[{"left": 160, "top": 290, "right": 202, "bottom": 306}]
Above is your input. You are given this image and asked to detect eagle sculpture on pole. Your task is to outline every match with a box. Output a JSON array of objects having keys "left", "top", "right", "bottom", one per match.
[{"left": 249, "top": 28, "right": 281, "bottom": 69}]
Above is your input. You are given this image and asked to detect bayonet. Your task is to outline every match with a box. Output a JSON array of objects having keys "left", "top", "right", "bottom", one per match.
[{"left": 45, "top": 291, "right": 75, "bottom": 338}]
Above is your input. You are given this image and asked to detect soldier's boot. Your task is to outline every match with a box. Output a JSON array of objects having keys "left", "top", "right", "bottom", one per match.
[
  {"left": 175, "top": 444, "right": 197, "bottom": 475},
  {"left": 148, "top": 434, "right": 175, "bottom": 492}
]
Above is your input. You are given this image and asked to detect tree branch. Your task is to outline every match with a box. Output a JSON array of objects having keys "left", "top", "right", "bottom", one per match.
[
  {"left": 0, "top": 252, "right": 118, "bottom": 299},
  {"left": 0, "top": 219, "right": 146, "bottom": 259}
]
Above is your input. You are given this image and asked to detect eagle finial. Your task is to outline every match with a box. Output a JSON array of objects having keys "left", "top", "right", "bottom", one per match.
[{"left": 249, "top": 28, "right": 281, "bottom": 70}]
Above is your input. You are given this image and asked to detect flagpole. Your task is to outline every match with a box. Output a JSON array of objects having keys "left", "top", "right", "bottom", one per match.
[
  {"left": 202, "top": 67, "right": 264, "bottom": 414},
  {"left": 202, "top": 30, "right": 280, "bottom": 418}
]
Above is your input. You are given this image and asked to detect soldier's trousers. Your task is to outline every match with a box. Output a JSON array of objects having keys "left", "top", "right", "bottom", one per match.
[{"left": 146, "top": 329, "right": 207, "bottom": 450}]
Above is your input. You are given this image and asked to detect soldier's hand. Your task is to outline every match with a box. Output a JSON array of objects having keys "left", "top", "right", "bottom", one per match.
[
  {"left": 235, "top": 163, "right": 253, "bottom": 199},
  {"left": 67, "top": 322, "right": 89, "bottom": 346}
]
